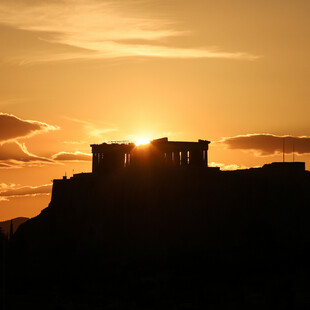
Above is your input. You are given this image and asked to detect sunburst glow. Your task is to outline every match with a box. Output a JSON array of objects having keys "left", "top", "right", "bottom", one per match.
[{"left": 135, "top": 138, "right": 150, "bottom": 146}]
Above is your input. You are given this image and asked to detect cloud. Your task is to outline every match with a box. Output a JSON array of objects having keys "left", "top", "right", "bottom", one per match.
[
  {"left": 0, "top": 113, "right": 58, "bottom": 143},
  {"left": 64, "top": 140, "right": 87, "bottom": 145},
  {"left": 63, "top": 116, "right": 117, "bottom": 140},
  {"left": 0, "top": 183, "right": 17, "bottom": 191},
  {"left": 89, "top": 128, "right": 117, "bottom": 139},
  {"left": 0, "top": 162, "right": 15, "bottom": 168},
  {"left": 220, "top": 134, "right": 310, "bottom": 156},
  {"left": 0, "top": 183, "right": 52, "bottom": 201},
  {"left": 0, "top": 113, "right": 59, "bottom": 168},
  {"left": 0, "top": 141, "right": 54, "bottom": 168},
  {"left": 0, "top": 115, "right": 94, "bottom": 167},
  {"left": 0, "top": 142, "right": 52, "bottom": 162},
  {"left": 52, "top": 151, "right": 92, "bottom": 161},
  {"left": 0, "top": 0, "right": 259, "bottom": 63},
  {"left": 209, "top": 162, "right": 249, "bottom": 171}
]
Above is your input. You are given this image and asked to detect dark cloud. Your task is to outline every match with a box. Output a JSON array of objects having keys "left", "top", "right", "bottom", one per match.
[
  {"left": 0, "top": 113, "right": 58, "bottom": 143},
  {"left": 220, "top": 134, "right": 310, "bottom": 156},
  {"left": 52, "top": 151, "right": 92, "bottom": 161},
  {"left": 0, "top": 184, "right": 52, "bottom": 200}
]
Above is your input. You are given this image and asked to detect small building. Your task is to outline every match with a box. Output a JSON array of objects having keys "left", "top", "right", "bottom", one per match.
[{"left": 91, "top": 137, "right": 210, "bottom": 174}]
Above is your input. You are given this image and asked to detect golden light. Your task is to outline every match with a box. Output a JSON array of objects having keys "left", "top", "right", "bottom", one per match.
[{"left": 135, "top": 138, "right": 150, "bottom": 146}]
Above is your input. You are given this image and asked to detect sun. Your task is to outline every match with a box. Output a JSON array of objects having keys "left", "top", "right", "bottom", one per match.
[{"left": 135, "top": 138, "right": 150, "bottom": 146}]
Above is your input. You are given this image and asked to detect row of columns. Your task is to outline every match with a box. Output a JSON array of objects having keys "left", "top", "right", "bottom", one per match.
[
  {"left": 92, "top": 148, "right": 208, "bottom": 173},
  {"left": 163, "top": 149, "right": 208, "bottom": 167},
  {"left": 93, "top": 151, "right": 128, "bottom": 172}
]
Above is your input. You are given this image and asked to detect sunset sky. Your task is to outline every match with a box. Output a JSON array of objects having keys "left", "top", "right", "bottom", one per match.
[{"left": 1, "top": 0, "right": 310, "bottom": 220}]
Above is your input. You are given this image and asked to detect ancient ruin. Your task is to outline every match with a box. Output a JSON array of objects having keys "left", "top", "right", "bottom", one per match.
[{"left": 91, "top": 137, "right": 210, "bottom": 173}]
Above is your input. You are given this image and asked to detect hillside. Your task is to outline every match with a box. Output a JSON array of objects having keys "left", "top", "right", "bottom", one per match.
[
  {"left": 0, "top": 217, "right": 29, "bottom": 236},
  {"left": 7, "top": 167, "right": 310, "bottom": 308}
]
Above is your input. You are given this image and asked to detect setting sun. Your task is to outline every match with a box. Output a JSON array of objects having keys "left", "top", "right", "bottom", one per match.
[{"left": 135, "top": 138, "right": 150, "bottom": 146}]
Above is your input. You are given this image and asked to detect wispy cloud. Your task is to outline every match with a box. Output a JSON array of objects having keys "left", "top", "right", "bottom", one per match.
[
  {"left": 219, "top": 133, "right": 310, "bottom": 156},
  {"left": 0, "top": 141, "right": 55, "bottom": 168},
  {"left": 0, "top": 183, "right": 17, "bottom": 191},
  {"left": 0, "top": 0, "right": 259, "bottom": 63},
  {"left": 64, "top": 140, "right": 87, "bottom": 145},
  {"left": 63, "top": 116, "right": 117, "bottom": 140},
  {"left": 209, "top": 162, "right": 249, "bottom": 171},
  {"left": 52, "top": 151, "right": 91, "bottom": 161},
  {"left": 0, "top": 183, "right": 52, "bottom": 201}
]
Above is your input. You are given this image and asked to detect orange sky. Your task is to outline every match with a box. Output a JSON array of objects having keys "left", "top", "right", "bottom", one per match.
[{"left": 1, "top": 0, "right": 310, "bottom": 221}]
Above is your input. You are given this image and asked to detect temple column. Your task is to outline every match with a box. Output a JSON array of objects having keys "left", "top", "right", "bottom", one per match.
[
  {"left": 181, "top": 150, "right": 188, "bottom": 166},
  {"left": 92, "top": 153, "right": 97, "bottom": 173},
  {"left": 166, "top": 152, "right": 173, "bottom": 165},
  {"left": 203, "top": 149, "right": 208, "bottom": 167},
  {"left": 128, "top": 153, "right": 131, "bottom": 166},
  {"left": 190, "top": 149, "right": 204, "bottom": 166},
  {"left": 174, "top": 151, "right": 180, "bottom": 166},
  {"left": 124, "top": 153, "right": 127, "bottom": 167}
]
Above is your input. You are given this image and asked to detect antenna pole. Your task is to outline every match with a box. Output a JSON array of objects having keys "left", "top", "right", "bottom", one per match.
[{"left": 293, "top": 143, "right": 295, "bottom": 162}]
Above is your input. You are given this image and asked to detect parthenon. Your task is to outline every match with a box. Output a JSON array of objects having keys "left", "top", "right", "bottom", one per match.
[{"left": 91, "top": 137, "right": 210, "bottom": 174}]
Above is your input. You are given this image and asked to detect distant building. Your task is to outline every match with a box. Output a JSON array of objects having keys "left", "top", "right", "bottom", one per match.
[
  {"left": 261, "top": 162, "right": 306, "bottom": 176},
  {"left": 225, "top": 161, "right": 307, "bottom": 177},
  {"left": 91, "top": 137, "right": 210, "bottom": 174}
]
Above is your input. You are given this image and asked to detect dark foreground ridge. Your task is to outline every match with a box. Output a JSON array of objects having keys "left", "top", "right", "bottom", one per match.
[
  {"left": 0, "top": 217, "right": 28, "bottom": 237},
  {"left": 4, "top": 138, "right": 310, "bottom": 309}
]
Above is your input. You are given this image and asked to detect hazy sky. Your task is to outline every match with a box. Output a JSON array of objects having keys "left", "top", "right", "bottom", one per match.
[{"left": 1, "top": 0, "right": 310, "bottom": 220}]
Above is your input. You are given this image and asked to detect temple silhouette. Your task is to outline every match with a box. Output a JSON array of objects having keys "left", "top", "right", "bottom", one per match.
[{"left": 91, "top": 137, "right": 210, "bottom": 173}]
